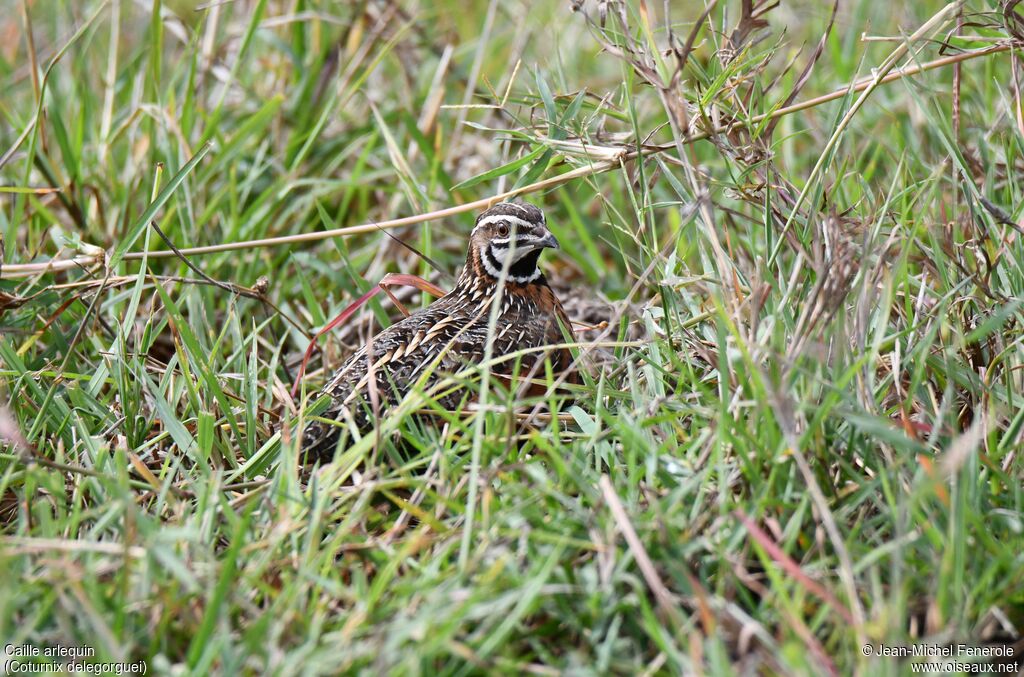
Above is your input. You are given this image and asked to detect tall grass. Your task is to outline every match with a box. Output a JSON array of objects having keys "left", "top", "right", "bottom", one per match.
[{"left": 2, "top": 0, "right": 1023, "bottom": 673}]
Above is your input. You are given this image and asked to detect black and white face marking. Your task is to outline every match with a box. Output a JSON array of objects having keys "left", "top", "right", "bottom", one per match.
[
  {"left": 476, "top": 212, "right": 559, "bottom": 283},
  {"left": 480, "top": 241, "right": 542, "bottom": 283}
]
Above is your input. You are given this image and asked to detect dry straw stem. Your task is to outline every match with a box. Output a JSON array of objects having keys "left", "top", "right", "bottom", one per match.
[
  {"left": 599, "top": 474, "right": 685, "bottom": 627},
  {"left": 1, "top": 253, "right": 106, "bottom": 278},
  {"left": 3, "top": 14, "right": 1010, "bottom": 279},
  {"left": 0, "top": 536, "right": 147, "bottom": 559},
  {"left": 115, "top": 36, "right": 1007, "bottom": 261}
]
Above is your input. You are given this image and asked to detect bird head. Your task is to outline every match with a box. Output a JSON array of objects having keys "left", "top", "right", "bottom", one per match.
[{"left": 469, "top": 202, "right": 559, "bottom": 283}]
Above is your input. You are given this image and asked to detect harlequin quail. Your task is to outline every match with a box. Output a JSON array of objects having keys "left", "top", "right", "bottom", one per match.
[{"left": 301, "top": 202, "right": 575, "bottom": 458}]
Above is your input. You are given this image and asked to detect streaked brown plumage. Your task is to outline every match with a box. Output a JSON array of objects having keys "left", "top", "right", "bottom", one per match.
[{"left": 302, "top": 202, "right": 574, "bottom": 458}]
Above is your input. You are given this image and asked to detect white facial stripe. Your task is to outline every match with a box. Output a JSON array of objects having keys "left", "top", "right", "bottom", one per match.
[
  {"left": 508, "top": 268, "right": 541, "bottom": 283},
  {"left": 490, "top": 243, "right": 507, "bottom": 263},
  {"left": 509, "top": 244, "right": 536, "bottom": 263},
  {"left": 482, "top": 243, "right": 541, "bottom": 283},
  {"left": 490, "top": 238, "right": 538, "bottom": 262},
  {"left": 475, "top": 214, "right": 537, "bottom": 231},
  {"left": 481, "top": 245, "right": 504, "bottom": 277}
]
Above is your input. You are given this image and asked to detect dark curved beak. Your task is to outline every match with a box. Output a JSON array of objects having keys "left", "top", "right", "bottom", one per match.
[{"left": 534, "top": 228, "right": 560, "bottom": 250}]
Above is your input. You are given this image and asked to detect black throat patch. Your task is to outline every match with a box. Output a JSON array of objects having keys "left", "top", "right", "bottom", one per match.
[
  {"left": 510, "top": 249, "right": 542, "bottom": 280},
  {"left": 483, "top": 245, "right": 543, "bottom": 282}
]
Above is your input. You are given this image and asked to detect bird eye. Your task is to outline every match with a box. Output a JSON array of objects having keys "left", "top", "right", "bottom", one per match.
[{"left": 497, "top": 224, "right": 510, "bottom": 237}]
